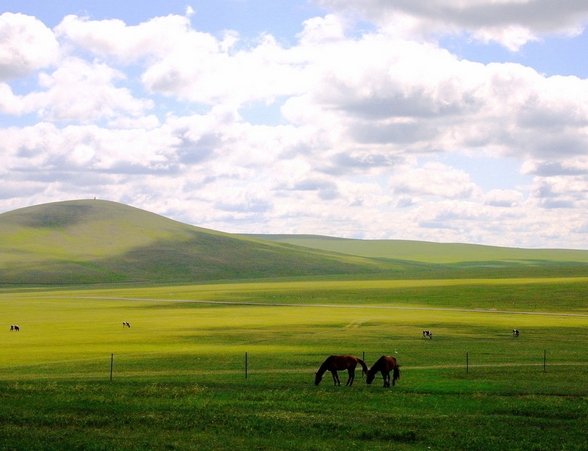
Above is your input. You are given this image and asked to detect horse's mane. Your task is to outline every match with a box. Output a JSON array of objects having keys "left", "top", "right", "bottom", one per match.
[{"left": 316, "top": 355, "right": 334, "bottom": 376}]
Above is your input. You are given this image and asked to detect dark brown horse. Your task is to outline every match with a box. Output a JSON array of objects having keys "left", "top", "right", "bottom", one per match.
[
  {"left": 314, "top": 355, "right": 368, "bottom": 386},
  {"left": 366, "top": 355, "right": 400, "bottom": 387}
]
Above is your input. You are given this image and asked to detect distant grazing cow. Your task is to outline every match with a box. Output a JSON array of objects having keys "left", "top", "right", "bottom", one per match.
[
  {"left": 512, "top": 329, "right": 520, "bottom": 337},
  {"left": 122, "top": 321, "right": 131, "bottom": 328},
  {"left": 422, "top": 330, "right": 433, "bottom": 339},
  {"left": 10, "top": 325, "right": 19, "bottom": 331}
]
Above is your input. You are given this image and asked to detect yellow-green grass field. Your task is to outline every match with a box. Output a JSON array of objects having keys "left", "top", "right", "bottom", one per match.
[
  {"left": 2, "top": 278, "right": 588, "bottom": 381},
  {"left": 1, "top": 278, "right": 588, "bottom": 450}
]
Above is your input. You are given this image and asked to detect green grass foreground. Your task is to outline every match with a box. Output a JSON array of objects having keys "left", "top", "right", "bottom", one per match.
[
  {"left": 1, "top": 373, "right": 587, "bottom": 451},
  {"left": 1, "top": 278, "right": 588, "bottom": 450}
]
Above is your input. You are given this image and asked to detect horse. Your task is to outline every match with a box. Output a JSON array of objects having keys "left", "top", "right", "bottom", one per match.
[
  {"left": 422, "top": 330, "right": 433, "bottom": 339},
  {"left": 314, "top": 355, "right": 368, "bottom": 386},
  {"left": 366, "top": 356, "right": 401, "bottom": 387},
  {"left": 512, "top": 329, "right": 519, "bottom": 337}
]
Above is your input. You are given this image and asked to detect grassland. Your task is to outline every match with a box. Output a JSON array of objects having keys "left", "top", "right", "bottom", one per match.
[
  {"left": 1, "top": 277, "right": 588, "bottom": 450},
  {"left": 2, "top": 199, "right": 588, "bottom": 450}
]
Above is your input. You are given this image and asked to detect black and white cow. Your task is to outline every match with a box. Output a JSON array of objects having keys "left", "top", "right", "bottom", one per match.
[
  {"left": 422, "top": 330, "right": 433, "bottom": 339},
  {"left": 512, "top": 329, "right": 520, "bottom": 337}
]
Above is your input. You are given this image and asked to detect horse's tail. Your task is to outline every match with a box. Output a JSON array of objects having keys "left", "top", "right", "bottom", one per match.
[
  {"left": 357, "top": 357, "right": 368, "bottom": 374},
  {"left": 393, "top": 365, "right": 401, "bottom": 382}
]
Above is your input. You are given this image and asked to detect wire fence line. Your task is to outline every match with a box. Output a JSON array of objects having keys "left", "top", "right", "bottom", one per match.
[{"left": 2, "top": 349, "right": 585, "bottom": 382}]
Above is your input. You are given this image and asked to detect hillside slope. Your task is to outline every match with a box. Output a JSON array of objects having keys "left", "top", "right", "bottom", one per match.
[
  {"left": 0, "top": 200, "right": 397, "bottom": 284},
  {"left": 244, "top": 234, "right": 588, "bottom": 265},
  {"left": 3, "top": 200, "right": 588, "bottom": 285}
]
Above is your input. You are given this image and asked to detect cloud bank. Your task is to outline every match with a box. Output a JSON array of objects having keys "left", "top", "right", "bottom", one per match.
[{"left": 2, "top": 1, "right": 588, "bottom": 248}]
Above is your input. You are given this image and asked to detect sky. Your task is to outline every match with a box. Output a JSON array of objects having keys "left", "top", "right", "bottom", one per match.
[{"left": 2, "top": 1, "right": 588, "bottom": 249}]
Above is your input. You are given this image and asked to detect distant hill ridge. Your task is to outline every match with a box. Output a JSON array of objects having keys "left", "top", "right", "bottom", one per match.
[
  {"left": 1, "top": 199, "right": 588, "bottom": 285},
  {"left": 244, "top": 234, "right": 588, "bottom": 264}
]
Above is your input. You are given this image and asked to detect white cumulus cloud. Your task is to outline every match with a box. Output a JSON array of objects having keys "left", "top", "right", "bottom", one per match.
[
  {"left": 1, "top": 7, "right": 588, "bottom": 249},
  {"left": 0, "top": 13, "right": 60, "bottom": 81}
]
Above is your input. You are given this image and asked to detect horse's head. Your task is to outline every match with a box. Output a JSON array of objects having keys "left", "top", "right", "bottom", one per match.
[
  {"left": 366, "top": 370, "right": 375, "bottom": 385},
  {"left": 314, "top": 372, "right": 322, "bottom": 386}
]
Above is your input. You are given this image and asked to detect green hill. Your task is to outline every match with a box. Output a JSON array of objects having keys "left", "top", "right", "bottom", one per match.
[
  {"left": 0, "top": 200, "right": 397, "bottom": 284},
  {"left": 2, "top": 199, "right": 588, "bottom": 285},
  {"left": 244, "top": 234, "right": 588, "bottom": 265}
]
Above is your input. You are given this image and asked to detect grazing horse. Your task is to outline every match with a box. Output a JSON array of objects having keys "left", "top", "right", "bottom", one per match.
[
  {"left": 512, "top": 329, "right": 519, "bottom": 337},
  {"left": 422, "top": 330, "right": 433, "bottom": 339},
  {"left": 122, "top": 321, "right": 131, "bottom": 328},
  {"left": 367, "top": 356, "right": 401, "bottom": 387},
  {"left": 314, "top": 355, "right": 368, "bottom": 386}
]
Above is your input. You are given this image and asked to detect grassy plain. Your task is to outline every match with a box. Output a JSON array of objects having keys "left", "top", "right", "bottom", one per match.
[{"left": 1, "top": 277, "right": 588, "bottom": 450}]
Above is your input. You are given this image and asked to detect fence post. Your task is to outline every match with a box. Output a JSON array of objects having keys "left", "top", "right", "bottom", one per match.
[
  {"left": 110, "top": 354, "right": 114, "bottom": 381},
  {"left": 362, "top": 351, "right": 365, "bottom": 376},
  {"left": 245, "top": 352, "right": 248, "bottom": 379}
]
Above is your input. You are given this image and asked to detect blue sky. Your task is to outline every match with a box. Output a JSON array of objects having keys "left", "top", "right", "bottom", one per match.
[
  {"left": 3, "top": 0, "right": 324, "bottom": 36},
  {"left": 2, "top": 0, "right": 588, "bottom": 248},
  {"left": 442, "top": 32, "right": 588, "bottom": 78}
]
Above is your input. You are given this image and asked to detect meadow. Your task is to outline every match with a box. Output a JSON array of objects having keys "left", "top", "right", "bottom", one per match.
[{"left": 1, "top": 277, "right": 588, "bottom": 450}]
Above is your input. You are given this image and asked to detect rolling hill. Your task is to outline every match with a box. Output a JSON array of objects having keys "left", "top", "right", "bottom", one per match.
[
  {"left": 244, "top": 234, "right": 588, "bottom": 264},
  {"left": 0, "top": 199, "right": 399, "bottom": 284},
  {"left": 1, "top": 199, "right": 588, "bottom": 285}
]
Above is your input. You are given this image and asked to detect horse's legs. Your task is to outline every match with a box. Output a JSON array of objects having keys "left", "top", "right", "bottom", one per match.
[
  {"left": 330, "top": 370, "right": 340, "bottom": 386},
  {"left": 383, "top": 371, "right": 390, "bottom": 387},
  {"left": 346, "top": 368, "right": 355, "bottom": 386}
]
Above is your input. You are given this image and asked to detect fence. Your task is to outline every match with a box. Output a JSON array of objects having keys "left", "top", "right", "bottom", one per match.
[
  {"left": 1, "top": 348, "right": 578, "bottom": 382},
  {"left": 97, "top": 349, "right": 558, "bottom": 382}
]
